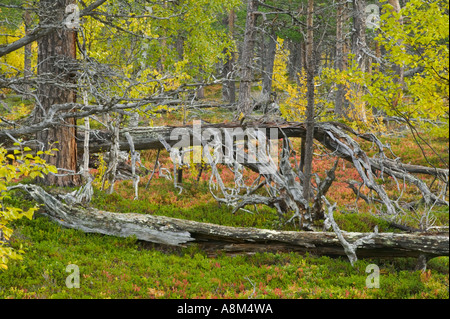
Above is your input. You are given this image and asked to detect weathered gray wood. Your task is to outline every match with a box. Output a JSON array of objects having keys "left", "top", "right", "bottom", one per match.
[
  {"left": 76, "top": 121, "right": 447, "bottom": 180},
  {"left": 78, "top": 121, "right": 448, "bottom": 209},
  {"left": 6, "top": 121, "right": 448, "bottom": 183},
  {"left": 12, "top": 184, "right": 449, "bottom": 259}
]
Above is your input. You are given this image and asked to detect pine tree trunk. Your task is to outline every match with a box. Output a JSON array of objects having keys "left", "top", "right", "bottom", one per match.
[
  {"left": 23, "top": 10, "right": 33, "bottom": 98},
  {"left": 287, "top": 40, "right": 302, "bottom": 82},
  {"left": 352, "top": 0, "right": 367, "bottom": 71},
  {"left": 261, "top": 28, "right": 277, "bottom": 104},
  {"left": 302, "top": 0, "right": 315, "bottom": 226},
  {"left": 334, "top": 1, "right": 345, "bottom": 116},
  {"left": 222, "top": 10, "right": 236, "bottom": 104},
  {"left": 236, "top": 0, "right": 258, "bottom": 119},
  {"left": 35, "top": 0, "right": 80, "bottom": 187}
]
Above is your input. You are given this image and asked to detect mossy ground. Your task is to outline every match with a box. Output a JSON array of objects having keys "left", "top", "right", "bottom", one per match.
[
  {"left": 0, "top": 215, "right": 448, "bottom": 299},
  {"left": 0, "top": 95, "right": 448, "bottom": 299}
]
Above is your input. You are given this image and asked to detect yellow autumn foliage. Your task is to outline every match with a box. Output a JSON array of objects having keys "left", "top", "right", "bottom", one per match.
[{"left": 0, "top": 147, "right": 57, "bottom": 270}]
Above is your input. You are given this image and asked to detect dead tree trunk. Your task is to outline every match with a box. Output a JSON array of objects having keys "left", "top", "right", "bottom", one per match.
[
  {"left": 261, "top": 27, "right": 277, "bottom": 107},
  {"left": 236, "top": 0, "right": 258, "bottom": 119},
  {"left": 302, "top": 0, "right": 316, "bottom": 222},
  {"left": 35, "top": 0, "right": 81, "bottom": 187},
  {"left": 71, "top": 120, "right": 448, "bottom": 227},
  {"left": 334, "top": 1, "right": 346, "bottom": 116},
  {"left": 222, "top": 9, "right": 236, "bottom": 104},
  {"left": 13, "top": 184, "right": 449, "bottom": 260}
]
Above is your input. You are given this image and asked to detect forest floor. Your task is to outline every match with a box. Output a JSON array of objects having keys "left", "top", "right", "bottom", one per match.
[{"left": 0, "top": 87, "right": 448, "bottom": 299}]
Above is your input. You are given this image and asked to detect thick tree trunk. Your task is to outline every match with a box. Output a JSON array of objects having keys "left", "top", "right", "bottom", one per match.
[
  {"left": 236, "top": 0, "right": 258, "bottom": 119},
  {"left": 222, "top": 10, "right": 236, "bottom": 104},
  {"left": 16, "top": 184, "right": 449, "bottom": 259},
  {"left": 35, "top": 0, "right": 80, "bottom": 187},
  {"left": 352, "top": 0, "right": 367, "bottom": 71}
]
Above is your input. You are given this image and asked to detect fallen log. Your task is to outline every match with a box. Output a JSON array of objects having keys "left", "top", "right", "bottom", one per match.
[
  {"left": 77, "top": 121, "right": 448, "bottom": 209},
  {"left": 12, "top": 184, "right": 449, "bottom": 259},
  {"left": 77, "top": 121, "right": 449, "bottom": 181},
  {"left": 5, "top": 121, "right": 448, "bottom": 182}
]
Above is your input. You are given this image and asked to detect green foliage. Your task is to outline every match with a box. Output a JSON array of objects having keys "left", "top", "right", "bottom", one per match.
[
  {"left": 323, "top": 0, "right": 449, "bottom": 137},
  {"left": 0, "top": 146, "right": 57, "bottom": 270},
  {"left": 81, "top": 0, "right": 241, "bottom": 99},
  {"left": 376, "top": 0, "right": 449, "bottom": 138},
  {"left": 273, "top": 38, "right": 331, "bottom": 121}
]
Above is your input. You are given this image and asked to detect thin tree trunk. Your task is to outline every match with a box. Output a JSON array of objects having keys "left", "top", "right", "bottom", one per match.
[
  {"left": 23, "top": 10, "right": 33, "bottom": 98},
  {"left": 236, "top": 0, "right": 258, "bottom": 119},
  {"left": 334, "top": 1, "right": 345, "bottom": 116},
  {"left": 302, "top": 0, "right": 315, "bottom": 203},
  {"left": 35, "top": 0, "right": 81, "bottom": 187},
  {"left": 82, "top": 91, "right": 90, "bottom": 179},
  {"left": 387, "top": 0, "right": 404, "bottom": 85},
  {"left": 288, "top": 40, "right": 302, "bottom": 82},
  {"left": 261, "top": 27, "right": 277, "bottom": 105},
  {"left": 352, "top": 0, "right": 367, "bottom": 70},
  {"left": 302, "top": 0, "right": 316, "bottom": 225},
  {"left": 351, "top": 0, "right": 368, "bottom": 123}
]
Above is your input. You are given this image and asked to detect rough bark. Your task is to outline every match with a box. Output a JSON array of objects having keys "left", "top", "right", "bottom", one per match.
[
  {"left": 334, "top": 1, "right": 345, "bottom": 116},
  {"left": 0, "top": 0, "right": 107, "bottom": 58},
  {"left": 12, "top": 184, "right": 449, "bottom": 259},
  {"left": 236, "top": 0, "right": 258, "bottom": 119},
  {"left": 287, "top": 40, "right": 302, "bottom": 82},
  {"left": 352, "top": 0, "right": 367, "bottom": 70},
  {"left": 261, "top": 27, "right": 277, "bottom": 104},
  {"left": 9, "top": 120, "right": 444, "bottom": 211},
  {"left": 222, "top": 10, "right": 236, "bottom": 104},
  {"left": 302, "top": 0, "right": 315, "bottom": 206},
  {"left": 35, "top": 0, "right": 81, "bottom": 187}
]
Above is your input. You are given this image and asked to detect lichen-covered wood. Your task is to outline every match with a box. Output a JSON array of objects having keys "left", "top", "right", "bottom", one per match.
[{"left": 12, "top": 184, "right": 449, "bottom": 259}]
